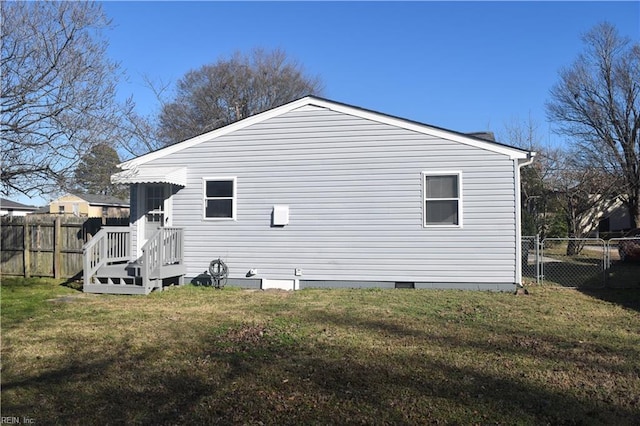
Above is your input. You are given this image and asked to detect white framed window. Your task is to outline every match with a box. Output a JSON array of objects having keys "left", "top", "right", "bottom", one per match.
[
  {"left": 203, "top": 177, "right": 236, "bottom": 220},
  {"left": 145, "top": 184, "right": 165, "bottom": 225},
  {"left": 422, "top": 171, "right": 462, "bottom": 228}
]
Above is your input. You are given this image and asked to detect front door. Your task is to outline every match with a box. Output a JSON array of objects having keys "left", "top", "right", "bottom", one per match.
[
  {"left": 144, "top": 184, "right": 167, "bottom": 241},
  {"left": 135, "top": 183, "right": 173, "bottom": 258}
]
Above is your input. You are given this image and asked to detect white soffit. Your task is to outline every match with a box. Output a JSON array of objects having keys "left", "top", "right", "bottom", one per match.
[{"left": 111, "top": 166, "right": 187, "bottom": 186}]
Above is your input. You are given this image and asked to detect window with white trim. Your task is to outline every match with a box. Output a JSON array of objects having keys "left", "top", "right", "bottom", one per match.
[
  {"left": 203, "top": 177, "right": 236, "bottom": 220},
  {"left": 423, "top": 172, "right": 462, "bottom": 227},
  {"left": 145, "top": 184, "right": 165, "bottom": 225}
]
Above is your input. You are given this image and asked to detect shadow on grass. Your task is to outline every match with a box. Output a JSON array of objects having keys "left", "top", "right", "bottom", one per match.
[
  {"left": 302, "top": 308, "right": 640, "bottom": 379},
  {"left": 2, "top": 298, "right": 639, "bottom": 425},
  {"left": 606, "top": 262, "right": 640, "bottom": 288},
  {"left": 4, "top": 325, "right": 637, "bottom": 425},
  {"left": 579, "top": 287, "right": 640, "bottom": 313},
  {"left": 61, "top": 272, "right": 84, "bottom": 291},
  {"left": 523, "top": 252, "right": 640, "bottom": 311},
  {"left": 541, "top": 259, "right": 640, "bottom": 312},
  {"left": 583, "top": 259, "right": 640, "bottom": 313}
]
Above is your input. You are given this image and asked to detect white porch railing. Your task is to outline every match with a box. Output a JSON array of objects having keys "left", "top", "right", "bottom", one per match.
[
  {"left": 140, "top": 227, "right": 184, "bottom": 290},
  {"left": 83, "top": 226, "right": 184, "bottom": 293},
  {"left": 83, "top": 227, "right": 131, "bottom": 286}
]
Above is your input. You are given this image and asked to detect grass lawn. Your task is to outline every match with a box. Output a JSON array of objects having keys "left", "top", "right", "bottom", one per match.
[{"left": 1, "top": 277, "right": 639, "bottom": 425}]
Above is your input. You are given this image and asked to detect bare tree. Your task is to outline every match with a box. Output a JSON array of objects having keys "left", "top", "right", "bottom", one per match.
[
  {"left": 1, "top": 1, "right": 132, "bottom": 197},
  {"left": 501, "top": 116, "right": 561, "bottom": 237},
  {"left": 547, "top": 22, "right": 640, "bottom": 227},
  {"left": 117, "top": 107, "right": 165, "bottom": 159},
  {"left": 501, "top": 116, "right": 622, "bottom": 246},
  {"left": 158, "top": 48, "right": 323, "bottom": 145},
  {"left": 547, "top": 151, "right": 620, "bottom": 255}
]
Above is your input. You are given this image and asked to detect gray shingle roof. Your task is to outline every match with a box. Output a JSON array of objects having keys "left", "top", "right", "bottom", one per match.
[
  {"left": 0, "top": 198, "right": 39, "bottom": 211},
  {"left": 466, "top": 132, "right": 496, "bottom": 142},
  {"left": 71, "top": 193, "right": 129, "bottom": 207}
]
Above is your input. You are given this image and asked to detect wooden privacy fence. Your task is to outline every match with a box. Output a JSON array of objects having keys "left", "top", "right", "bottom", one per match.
[{"left": 1, "top": 215, "right": 129, "bottom": 279}]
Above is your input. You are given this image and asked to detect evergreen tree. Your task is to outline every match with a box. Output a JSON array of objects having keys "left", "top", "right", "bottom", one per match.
[{"left": 73, "top": 144, "right": 127, "bottom": 199}]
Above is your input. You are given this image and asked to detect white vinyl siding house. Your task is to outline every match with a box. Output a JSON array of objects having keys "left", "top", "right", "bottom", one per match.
[{"left": 112, "top": 96, "right": 534, "bottom": 291}]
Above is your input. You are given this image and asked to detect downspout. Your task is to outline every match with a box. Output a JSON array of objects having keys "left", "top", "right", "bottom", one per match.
[{"left": 515, "top": 152, "right": 536, "bottom": 289}]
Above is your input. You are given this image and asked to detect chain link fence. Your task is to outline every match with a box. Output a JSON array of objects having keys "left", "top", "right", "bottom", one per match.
[
  {"left": 606, "top": 238, "right": 640, "bottom": 288},
  {"left": 521, "top": 236, "right": 541, "bottom": 285},
  {"left": 522, "top": 236, "right": 640, "bottom": 289},
  {"left": 542, "top": 238, "right": 606, "bottom": 289}
]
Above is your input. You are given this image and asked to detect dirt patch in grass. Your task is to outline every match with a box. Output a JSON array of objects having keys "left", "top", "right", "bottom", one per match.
[{"left": 46, "top": 293, "right": 97, "bottom": 303}]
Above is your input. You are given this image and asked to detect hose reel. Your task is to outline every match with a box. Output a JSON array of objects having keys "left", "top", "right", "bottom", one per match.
[{"left": 208, "top": 258, "right": 228, "bottom": 289}]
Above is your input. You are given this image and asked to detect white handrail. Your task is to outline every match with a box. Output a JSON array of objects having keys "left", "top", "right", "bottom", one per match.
[
  {"left": 83, "top": 227, "right": 131, "bottom": 286},
  {"left": 140, "top": 227, "right": 183, "bottom": 290}
]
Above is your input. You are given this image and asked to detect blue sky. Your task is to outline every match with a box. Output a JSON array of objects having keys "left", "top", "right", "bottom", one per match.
[
  {"left": 15, "top": 1, "right": 640, "bottom": 206},
  {"left": 102, "top": 1, "right": 638, "bottom": 141}
]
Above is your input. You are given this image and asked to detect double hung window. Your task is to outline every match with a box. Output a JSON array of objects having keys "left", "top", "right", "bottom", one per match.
[
  {"left": 203, "top": 177, "right": 236, "bottom": 220},
  {"left": 423, "top": 172, "right": 462, "bottom": 227}
]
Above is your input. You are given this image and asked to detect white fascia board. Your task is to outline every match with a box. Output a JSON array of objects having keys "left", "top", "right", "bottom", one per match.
[{"left": 119, "top": 96, "right": 530, "bottom": 168}]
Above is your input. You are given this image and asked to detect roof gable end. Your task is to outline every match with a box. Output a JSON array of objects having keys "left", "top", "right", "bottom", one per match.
[{"left": 121, "top": 96, "right": 530, "bottom": 169}]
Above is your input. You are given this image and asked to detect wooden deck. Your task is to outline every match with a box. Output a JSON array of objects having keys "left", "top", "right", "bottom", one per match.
[{"left": 83, "top": 227, "right": 185, "bottom": 295}]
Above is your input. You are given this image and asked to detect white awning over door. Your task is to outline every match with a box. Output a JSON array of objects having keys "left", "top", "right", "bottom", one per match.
[{"left": 111, "top": 166, "right": 187, "bottom": 186}]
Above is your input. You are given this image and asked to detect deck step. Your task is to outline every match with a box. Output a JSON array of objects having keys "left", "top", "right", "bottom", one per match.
[
  {"left": 97, "top": 262, "right": 140, "bottom": 277},
  {"left": 86, "top": 260, "right": 184, "bottom": 295},
  {"left": 84, "top": 283, "right": 150, "bottom": 295},
  {"left": 95, "top": 276, "right": 143, "bottom": 286},
  {"left": 93, "top": 263, "right": 143, "bottom": 287}
]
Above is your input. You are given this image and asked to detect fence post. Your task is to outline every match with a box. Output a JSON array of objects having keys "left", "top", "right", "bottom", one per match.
[
  {"left": 604, "top": 239, "right": 610, "bottom": 288},
  {"left": 535, "top": 234, "right": 540, "bottom": 285},
  {"left": 23, "top": 216, "right": 31, "bottom": 278},
  {"left": 54, "top": 216, "right": 62, "bottom": 278}
]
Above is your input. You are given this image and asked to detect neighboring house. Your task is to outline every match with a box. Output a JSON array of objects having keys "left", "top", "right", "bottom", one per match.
[
  {"left": 597, "top": 196, "right": 633, "bottom": 234},
  {"left": 33, "top": 206, "right": 51, "bottom": 214},
  {"left": 0, "top": 198, "right": 39, "bottom": 216},
  {"left": 86, "top": 96, "right": 534, "bottom": 294},
  {"left": 49, "top": 193, "right": 129, "bottom": 218}
]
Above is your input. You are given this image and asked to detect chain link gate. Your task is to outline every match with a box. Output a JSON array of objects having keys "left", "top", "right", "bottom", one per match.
[
  {"left": 522, "top": 236, "right": 640, "bottom": 289},
  {"left": 540, "top": 238, "right": 607, "bottom": 289}
]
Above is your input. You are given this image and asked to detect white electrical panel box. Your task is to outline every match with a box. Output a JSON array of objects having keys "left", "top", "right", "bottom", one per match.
[{"left": 272, "top": 205, "right": 289, "bottom": 226}]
